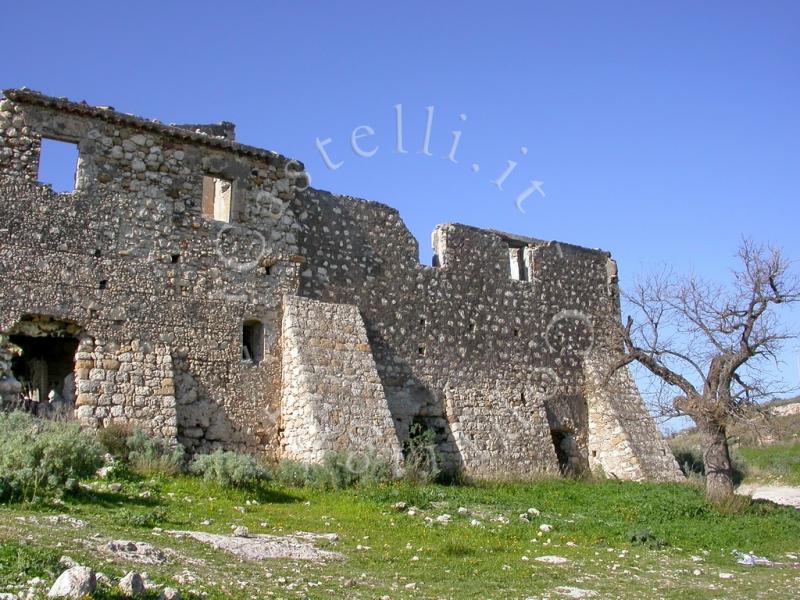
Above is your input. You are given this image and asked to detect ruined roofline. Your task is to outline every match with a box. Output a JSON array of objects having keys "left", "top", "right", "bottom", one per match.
[
  {"left": 1, "top": 88, "right": 300, "bottom": 169},
  {"left": 310, "top": 188, "right": 611, "bottom": 259},
  {"left": 439, "top": 222, "right": 612, "bottom": 258},
  {"left": 2, "top": 87, "right": 609, "bottom": 260}
]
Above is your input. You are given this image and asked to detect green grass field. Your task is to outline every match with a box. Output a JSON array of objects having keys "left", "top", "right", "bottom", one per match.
[
  {"left": 736, "top": 444, "right": 800, "bottom": 486},
  {"left": 2, "top": 473, "right": 800, "bottom": 599}
]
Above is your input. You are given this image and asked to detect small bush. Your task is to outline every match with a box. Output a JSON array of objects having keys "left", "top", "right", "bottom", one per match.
[
  {"left": 274, "top": 459, "right": 312, "bottom": 487},
  {"left": 274, "top": 451, "right": 391, "bottom": 490},
  {"left": 714, "top": 493, "right": 753, "bottom": 515},
  {"left": 121, "top": 507, "right": 168, "bottom": 528},
  {"left": 0, "top": 411, "right": 104, "bottom": 501},
  {"left": 190, "top": 450, "right": 271, "bottom": 487},
  {"left": 97, "top": 421, "right": 134, "bottom": 458},
  {"left": 125, "top": 428, "right": 185, "bottom": 476},
  {"left": 403, "top": 422, "right": 441, "bottom": 484},
  {"left": 315, "top": 451, "right": 391, "bottom": 489},
  {"left": 626, "top": 527, "right": 665, "bottom": 547}
]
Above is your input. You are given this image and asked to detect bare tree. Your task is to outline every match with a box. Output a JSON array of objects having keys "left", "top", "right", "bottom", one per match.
[{"left": 608, "top": 240, "right": 800, "bottom": 503}]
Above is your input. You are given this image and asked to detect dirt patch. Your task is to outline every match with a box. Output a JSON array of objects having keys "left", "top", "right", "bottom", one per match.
[{"left": 167, "top": 530, "right": 344, "bottom": 562}]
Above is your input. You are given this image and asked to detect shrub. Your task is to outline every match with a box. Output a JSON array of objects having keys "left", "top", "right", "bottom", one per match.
[
  {"left": 125, "top": 428, "right": 185, "bottom": 476},
  {"left": 97, "top": 421, "right": 134, "bottom": 458},
  {"left": 190, "top": 450, "right": 271, "bottom": 487},
  {"left": 121, "top": 507, "right": 168, "bottom": 528},
  {"left": 343, "top": 450, "right": 392, "bottom": 485},
  {"left": 0, "top": 411, "right": 103, "bottom": 501},
  {"left": 274, "top": 451, "right": 392, "bottom": 490},
  {"left": 314, "top": 451, "right": 391, "bottom": 489},
  {"left": 403, "top": 422, "right": 441, "bottom": 484},
  {"left": 626, "top": 527, "right": 665, "bottom": 547},
  {"left": 274, "top": 459, "right": 313, "bottom": 487}
]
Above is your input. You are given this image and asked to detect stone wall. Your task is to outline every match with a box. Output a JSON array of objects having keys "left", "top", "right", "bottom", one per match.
[
  {"left": 294, "top": 188, "right": 681, "bottom": 480},
  {"left": 0, "top": 89, "right": 302, "bottom": 454},
  {"left": 585, "top": 358, "right": 682, "bottom": 481},
  {"left": 444, "top": 383, "right": 560, "bottom": 479},
  {"left": 0, "top": 88, "right": 682, "bottom": 482},
  {"left": 280, "top": 295, "right": 403, "bottom": 470},
  {"left": 73, "top": 337, "right": 177, "bottom": 440}
]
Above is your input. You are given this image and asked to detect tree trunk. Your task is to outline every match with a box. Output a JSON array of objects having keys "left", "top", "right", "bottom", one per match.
[{"left": 701, "top": 423, "right": 734, "bottom": 503}]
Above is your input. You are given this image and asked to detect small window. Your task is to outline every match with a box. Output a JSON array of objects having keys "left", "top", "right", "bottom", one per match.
[
  {"left": 419, "top": 317, "right": 426, "bottom": 326},
  {"left": 469, "top": 322, "right": 477, "bottom": 333},
  {"left": 513, "top": 328, "right": 520, "bottom": 337},
  {"left": 171, "top": 254, "right": 181, "bottom": 264},
  {"left": 509, "top": 246, "right": 528, "bottom": 281},
  {"left": 242, "top": 320, "right": 264, "bottom": 363},
  {"left": 98, "top": 280, "right": 108, "bottom": 290},
  {"left": 417, "top": 345, "right": 426, "bottom": 357},
  {"left": 202, "top": 175, "right": 233, "bottom": 222},
  {"left": 38, "top": 138, "right": 79, "bottom": 192}
]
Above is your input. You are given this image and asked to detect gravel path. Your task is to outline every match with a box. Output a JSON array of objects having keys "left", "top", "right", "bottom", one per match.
[{"left": 737, "top": 485, "right": 800, "bottom": 510}]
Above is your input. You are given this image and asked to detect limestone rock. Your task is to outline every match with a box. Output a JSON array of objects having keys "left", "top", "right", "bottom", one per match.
[
  {"left": 47, "top": 566, "right": 96, "bottom": 598},
  {"left": 159, "top": 588, "right": 181, "bottom": 600},
  {"left": 118, "top": 572, "right": 145, "bottom": 597}
]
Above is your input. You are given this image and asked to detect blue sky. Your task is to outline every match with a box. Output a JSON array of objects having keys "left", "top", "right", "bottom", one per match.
[{"left": 2, "top": 1, "right": 799, "bottom": 406}]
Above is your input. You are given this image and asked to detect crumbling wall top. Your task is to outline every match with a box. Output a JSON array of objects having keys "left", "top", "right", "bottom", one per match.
[{"left": 1, "top": 88, "right": 298, "bottom": 169}]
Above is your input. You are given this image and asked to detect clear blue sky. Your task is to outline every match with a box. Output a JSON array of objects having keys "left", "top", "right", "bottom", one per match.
[{"left": 2, "top": 1, "right": 799, "bottom": 401}]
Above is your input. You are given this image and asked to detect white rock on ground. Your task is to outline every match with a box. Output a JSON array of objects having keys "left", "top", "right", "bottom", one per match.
[
  {"left": 119, "top": 572, "right": 145, "bottom": 596},
  {"left": 534, "top": 555, "right": 569, "bottom": 565},
  {"left": 167, "top": 530, "right": 343, "bottom": 561},
  {"left": 47, "top": 566, "right": 96, "bottom": 598},
  {"left": 553, "top": 586, "right": 597, "bottom": 598},
  {"left": 159, "top": 587, "right": 181, "bottom": 600},
  {"left": 233, "top": 526, "right": 250, "bottom": 537},
  {"left": 435, "top": 514, "right": 451, "bottom": 524}
]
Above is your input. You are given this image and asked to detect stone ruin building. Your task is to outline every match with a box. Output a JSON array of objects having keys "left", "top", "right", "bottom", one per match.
[{"left": 0, "top": 88, "right": 681, "bottom": 482}]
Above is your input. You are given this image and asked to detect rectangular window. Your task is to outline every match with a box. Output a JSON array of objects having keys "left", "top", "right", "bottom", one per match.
[
  {"left": 38, "top": 138, "right": 79, "bottom": 192},
  {"left": 202, "top": 175, "right": 233, "bottom": 222},
  {"left": 509, "top": 247, "right": 528, "bottom": 281},
  {"left": 242, "top": 320, "right": 264, "bottom": 363}
]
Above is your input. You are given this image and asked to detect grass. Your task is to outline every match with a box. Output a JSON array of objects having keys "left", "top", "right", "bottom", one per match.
[
  {"left": 1, "top": 474, "right": 799, "bottom": 599},
  {"left": 736, "top": 444, "right": 800, "bottom": 486}
]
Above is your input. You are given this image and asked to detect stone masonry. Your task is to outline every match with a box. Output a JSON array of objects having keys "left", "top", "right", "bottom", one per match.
[
  {"left": 280, "top": 295, "right": 403, "bottom": 470},
  {"left": 0, "top": 88, "right": 682, "bottom": 481}
]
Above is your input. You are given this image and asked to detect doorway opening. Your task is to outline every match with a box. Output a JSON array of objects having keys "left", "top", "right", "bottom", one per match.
[
  {"left": 6, "top": 316, "right": 82, "bottom": 416},
  {"left": 550, "top": 429, "right": 580, "bottom": 476},
  {"left": 11, "top": 335, "right": 79, "bottom": 408}
]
